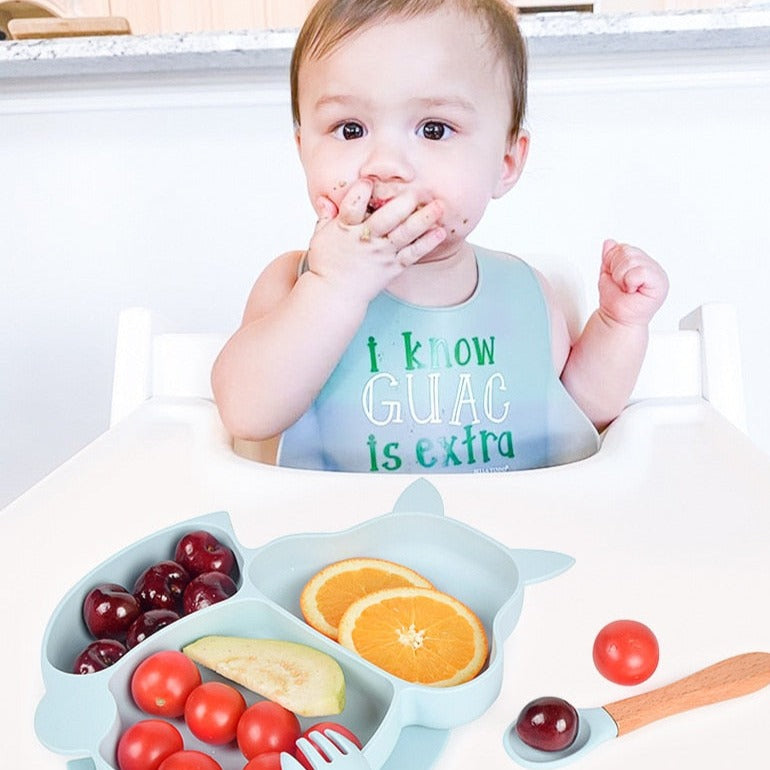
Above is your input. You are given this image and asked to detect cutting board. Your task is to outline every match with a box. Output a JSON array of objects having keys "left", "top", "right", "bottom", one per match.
[{"left": 8, "top": 17, "right": 131, "bottom": 40}]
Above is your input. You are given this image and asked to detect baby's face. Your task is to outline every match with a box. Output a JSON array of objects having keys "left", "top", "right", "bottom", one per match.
[{"left": 295, "top": 7, "right": 527, "bottom": 257}]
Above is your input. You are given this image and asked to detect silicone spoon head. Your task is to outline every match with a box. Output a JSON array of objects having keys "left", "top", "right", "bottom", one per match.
[{"left": 503, "top": 707, "right": 618, "bottom": 768}]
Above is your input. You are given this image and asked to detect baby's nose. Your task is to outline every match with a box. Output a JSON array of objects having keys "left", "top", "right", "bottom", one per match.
[{"left": 360, "top": 134, "right": 415, "bottom": 183}]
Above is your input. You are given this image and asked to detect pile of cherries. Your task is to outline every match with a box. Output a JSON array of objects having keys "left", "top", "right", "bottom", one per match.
[{"left": 73, "top": 531, "right": 238, "bottom": 674}]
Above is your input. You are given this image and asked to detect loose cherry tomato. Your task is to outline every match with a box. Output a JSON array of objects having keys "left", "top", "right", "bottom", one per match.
[
  {"left": 295, "top": 722, "right": 363, "bottom": 770},
  {"left": 158, "top": 750, "right": 222, "bottom": 770},
  {"left": 131, "top": 650, "right": 201, "bottom": 717},
  {"left": 236, "top": 701, "right": 301, "bottom": 760},
  {"left": 116, "top": 719, "right": 184, "bottom": 770},
  {"left": 244, "top": 752, "right": 283, "bottom": 770},
  {"left": 184, "top": 681, "right": 246, "bottom": 744},
  {"left": 593, "top": 619, "right": 659, "bottom": 685}
]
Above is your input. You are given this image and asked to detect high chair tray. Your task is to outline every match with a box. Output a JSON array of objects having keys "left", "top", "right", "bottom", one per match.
[{"left": 35, "top": 479, "right": 573, "bottom": 770}]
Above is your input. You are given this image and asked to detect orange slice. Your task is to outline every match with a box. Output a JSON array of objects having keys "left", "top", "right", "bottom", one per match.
[
  {"left": 337, "top": 587, "right": 488, "bottom": 687},
  {"left": 300, "top": 558, "right": 433, "bottom": 639}
]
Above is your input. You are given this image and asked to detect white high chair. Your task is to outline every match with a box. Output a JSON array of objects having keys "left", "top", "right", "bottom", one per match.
[{"left": 110, "top": 268, "right": 747, "bottom": 436}]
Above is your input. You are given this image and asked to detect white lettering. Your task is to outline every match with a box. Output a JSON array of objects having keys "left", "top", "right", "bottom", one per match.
[
  {"left": 484, "top": 372, "right": 510, "bottom": 423},
  {"left": 406, "top": 372, "right": 442, "bottom": 424},
  {"left": 362, "top": 373, "right": 402, "bottom": 426},
  {"left": 449, "top": 373, "right": 480, "bottom": 426},
  {"left": 362, "top": 371, "right": 510, "bottom": 426}
]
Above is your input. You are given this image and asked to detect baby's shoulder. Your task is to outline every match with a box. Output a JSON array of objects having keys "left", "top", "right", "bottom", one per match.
[
  {"left": 243, "top": 250, "right": 304, "bottom": 321},
  {"left": 264, "top": 249, "right": 306, "bottom": 281},
  {"left": 255, "top": 250, "right": 306, "bottom": 292}
]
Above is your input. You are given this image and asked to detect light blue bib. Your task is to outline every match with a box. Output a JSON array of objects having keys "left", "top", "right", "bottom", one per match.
[{"left": 278, "top": 247, "right": 598, "bottom": 472}]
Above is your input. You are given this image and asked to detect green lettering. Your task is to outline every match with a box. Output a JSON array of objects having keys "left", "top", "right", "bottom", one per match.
[
  {"left": 367, "top": 434, "right": 379, "bottom": 471},
  {"left": 367, "top": 336, "right": 379, "bottom": 373},
  {"left": 382, "top": 442, "right": 402, "bottom": 470},
  {"left": 498, "top": 431, "right": 515, "bottom": 458},
  {"left": 440, "top": 435, "right": 461, "bottom": 466},
  {"left": 461, "top": 424, "right": 477, "bottom": 464},
  {"left": 480, "top": 429, "right": 497, "bottom": 463},
  {"left": 454, "top": 337, "right": 472, "bottom": 366},
  {"left": 428, "top": 337, "right": 452, "bottom": 369},
  {"left": 473, "top": 335, "right": 495, "bottom": 365},
  {"left": 402, "top": 331, "right": 424, "bottom": 370},
  {"left": 415, "top": 438, "right": 436, "bottom": 468}
]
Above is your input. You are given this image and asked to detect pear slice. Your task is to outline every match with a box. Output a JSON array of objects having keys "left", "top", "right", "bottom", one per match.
[{"left": 182, "top": 635, "right": 345, "bottom": 716}]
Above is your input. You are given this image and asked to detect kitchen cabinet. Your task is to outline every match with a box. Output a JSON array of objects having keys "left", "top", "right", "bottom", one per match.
[
  {"left": 0, "top": 1, "right": 315, "bottom": 36},
  {"left": 0, "top": 0, "right": 755, "bottom": 39},
  {"left": 595, "top": 1, "right": 745, "bottom": 12},
  {"left": 106, "top": 0, "right": 317, "bottom": 35}
]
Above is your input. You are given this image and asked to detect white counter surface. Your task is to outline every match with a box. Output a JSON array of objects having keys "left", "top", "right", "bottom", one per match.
[
  {"left": 2, "top": 6, "right": 770, "bottom": 80},
  {"left": 2, "top": 395, "right": 769, "bottom": 769}
]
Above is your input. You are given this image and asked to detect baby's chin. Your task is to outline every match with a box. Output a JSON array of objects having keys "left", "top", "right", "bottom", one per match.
[{"left": 412, "top": 235, "right": 470, "bottom": 266}]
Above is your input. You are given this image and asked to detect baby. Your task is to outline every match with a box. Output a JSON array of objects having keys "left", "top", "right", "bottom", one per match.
[{"left": 212, "top": 0, "right": 669, "bottom": 473}]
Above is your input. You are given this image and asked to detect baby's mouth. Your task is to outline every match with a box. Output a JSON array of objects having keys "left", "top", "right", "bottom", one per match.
[{"left": 366, "top": 197, "right": 389, "bottom": 216}]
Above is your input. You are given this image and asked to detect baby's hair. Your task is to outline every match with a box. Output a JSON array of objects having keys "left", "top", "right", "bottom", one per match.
[{"left": 290, "top": 0, "right": 528, "bottom": 138}]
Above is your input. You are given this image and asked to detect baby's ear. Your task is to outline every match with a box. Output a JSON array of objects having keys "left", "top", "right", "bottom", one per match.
[
  {"left": 493, "top": 130, "right": 529, "bottom": 198},
  {"left": 294, "top": 126, "right": 302, "bottom": 154}
]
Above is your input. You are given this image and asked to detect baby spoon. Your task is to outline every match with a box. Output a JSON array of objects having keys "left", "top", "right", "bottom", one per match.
[{"left": 504, "top": 651, "right": 770, "bottom": 768}]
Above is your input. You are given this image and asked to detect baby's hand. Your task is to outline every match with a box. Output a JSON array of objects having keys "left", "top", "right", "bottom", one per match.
[
  {"left": 598, "top": 239, "right": 669, "bottom": 327},
  {"left": 306, "top": 179, "right": 446, "bottom": 302}
]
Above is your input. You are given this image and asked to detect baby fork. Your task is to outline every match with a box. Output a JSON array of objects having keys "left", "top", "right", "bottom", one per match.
[{"left": 281, "top": 729, "right": 371, "bottom": 770}]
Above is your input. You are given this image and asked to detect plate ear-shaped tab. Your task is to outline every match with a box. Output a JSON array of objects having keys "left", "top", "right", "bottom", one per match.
[
  {"left": 35, "top": 679, "right": 116, "bottom": 758},
  {"left": 509, "top": 549, "right": 575, "bottom": 585},
  {"left": 390, "top": 478, "right": 445, "bottom": 517},
  {"left": 67, "top": 759, "right": 97, "bottom": 770}
]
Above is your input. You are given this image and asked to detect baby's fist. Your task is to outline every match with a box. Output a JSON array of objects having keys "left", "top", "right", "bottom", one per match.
[{"left": 598, "top": 239, "right": 669, "bottom": 327}]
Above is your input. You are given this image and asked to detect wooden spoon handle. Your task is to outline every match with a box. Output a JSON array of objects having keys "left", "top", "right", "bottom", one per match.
[{"left": 604, "top": 652, "right": 770, "bottom": 735}]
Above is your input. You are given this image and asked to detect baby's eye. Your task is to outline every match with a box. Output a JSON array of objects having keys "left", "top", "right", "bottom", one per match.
[
  {"left": 419, "top": 121, "right": 453, "bottom": 141},
  {"left": 333, "top": 121, "right": 365, "bottom": 140}
]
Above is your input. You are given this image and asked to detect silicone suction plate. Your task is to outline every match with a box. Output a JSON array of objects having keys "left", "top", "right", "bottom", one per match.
[{"left": 35, "top": 479, "right": 574, "bottom": 770}]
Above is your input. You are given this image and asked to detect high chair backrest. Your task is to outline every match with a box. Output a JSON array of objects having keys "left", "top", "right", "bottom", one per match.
[
  {"left": 110, "top": 307, "right": 227, "bottom": 427},
  {"left": 110, "top": 297, "right": 747, "bottom": 433},
  {"left": 630, "top": 302, "right": 747, "bottom": 431}
]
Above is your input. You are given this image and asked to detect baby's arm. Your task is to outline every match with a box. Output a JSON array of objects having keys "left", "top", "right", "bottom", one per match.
[
  {"left": 559, "top": 240, "right": 669, "bottom": 431},
  {"left": 211, "top": 179, "right": 445, "bottom": 440}
]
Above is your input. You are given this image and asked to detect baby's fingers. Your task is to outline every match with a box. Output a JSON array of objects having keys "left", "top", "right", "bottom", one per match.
[
  {"left": 603, "top": 243, "right": 662, "bottom": 288},
  {"left": 619, "top": 264, "right": 654, "bottom": 295},
  {"left": 396, "top": 227, "right": 447, "bottom": 266},
  {"left": 336, "top": 178, "right": 373, "bottom": 225},
  {"left": 385, "top": 200, "right": 444, "bottom": 250},
  {"left": 313, "top": 196, "right": 338, "bottom": 228}
]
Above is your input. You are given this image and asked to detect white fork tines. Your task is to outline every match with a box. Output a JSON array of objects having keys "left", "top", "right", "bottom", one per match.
[{"left": 281, "top": 729, "right": 371, "bottom": 770}]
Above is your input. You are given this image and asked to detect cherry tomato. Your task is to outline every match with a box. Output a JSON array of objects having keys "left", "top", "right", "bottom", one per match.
[
  {"left": 157, "top": 750, "right": 222, "bottom": 770},
  {"left": 184, "top": 681, "right": 246, "bottom": 744},
  {"left": 236, "top": 701, "right": 301, "bottom": 760},
  {"left": 593, "top": 619, "right": 659, "bottom": 685},
  {"left": 131, "top": 650, "right": 201, "bottom": 717},
  {"left": 116, "top": 719, "right": 184, "bottom": 770},
  {"left": 295, "top": 722, "right": 363, "bottom": 770},
  {"left": 244, "top": 753, "right": 283, "bottom": 770}
]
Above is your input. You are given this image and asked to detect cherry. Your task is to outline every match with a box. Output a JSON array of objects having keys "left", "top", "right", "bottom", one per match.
[
  {"left": 133, "top": 560, "right": 190, "bottom": 612},
  {"left": 174, "top": 531, "right": 235, "bottom": 578},
  {"left": 182, "top": 571, "right": 237, "bottom": 614},
  {"left": 515, "top": 696, "right": 579, "bottom": 752},
  {"left": 73, "top": 638, "right": 127, "bottom": 674},
  {"left": 126, "top": 609, "right": 180, "bottom": 648},
  {"left": 83, "top": 583, "right": 141, "bottom": 641}
]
